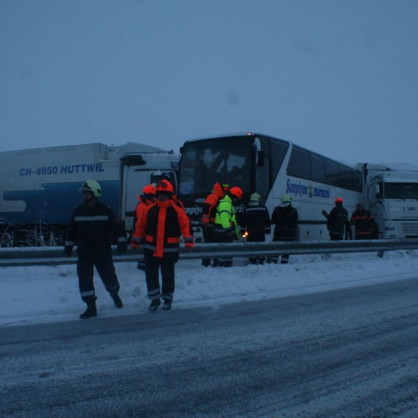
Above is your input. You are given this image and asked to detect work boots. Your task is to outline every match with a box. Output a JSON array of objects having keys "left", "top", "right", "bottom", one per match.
[
  {"left": 162, "top": 300, "right": 172, "bottom": 311},
  {"left": 80, "top": 301, "right": 97, "bottom": 319},
  {"left": 149, "top": 298, "right": 161, "bottom": 312},
  {"left": 111, "top": 293, "right": 123, "bottom": 308}
]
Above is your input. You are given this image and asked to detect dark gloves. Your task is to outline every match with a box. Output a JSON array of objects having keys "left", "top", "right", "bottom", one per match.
[
  {"left": 64, "top": 245, "right": 73, "bottom": 257},
  {"left": 130, "top": 236, "right": 143, "bottom": 249},
  {"left": 184, "top": 237, "right": 194, "bottom": 250},
  {"left": 117, "top": 240, "right": 128, "bottom": 255}
]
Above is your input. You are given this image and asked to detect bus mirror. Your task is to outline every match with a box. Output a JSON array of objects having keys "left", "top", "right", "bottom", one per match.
[
  {"left": 375, "top": 183, "right": 382, "bottom": 199},
  {"left": 256, "top": 151, "right": 265, "bottom": 166}
]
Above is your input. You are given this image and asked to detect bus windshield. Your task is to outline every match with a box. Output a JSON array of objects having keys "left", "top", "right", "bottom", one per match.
[
  {"left": 385, "top": 182, "right": 418, "bottom": 199},
  {"left": 179, "top": 137, "right": 252, "bottom": 196}
]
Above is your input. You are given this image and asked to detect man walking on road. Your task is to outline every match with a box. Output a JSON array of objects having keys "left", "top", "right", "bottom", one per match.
[
  {"left": 64, "top": 179, "right": 127, "bottom": 319},
  {"left": 131, "top": 179, "right": 194, "bottom": 311}
]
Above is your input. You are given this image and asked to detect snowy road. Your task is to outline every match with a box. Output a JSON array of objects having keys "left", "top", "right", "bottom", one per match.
[{"left": 1, "top": 276, "right": 418, "bottom": 417}]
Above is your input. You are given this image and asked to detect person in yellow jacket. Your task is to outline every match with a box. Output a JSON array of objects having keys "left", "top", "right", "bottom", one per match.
[{"left": 212, "top": 186, "right": 243, "bottom": 267}]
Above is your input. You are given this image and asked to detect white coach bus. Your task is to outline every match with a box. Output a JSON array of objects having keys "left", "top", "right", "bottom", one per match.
[{"left": 178, "top": 133, "right": 363, "bottom": 242}]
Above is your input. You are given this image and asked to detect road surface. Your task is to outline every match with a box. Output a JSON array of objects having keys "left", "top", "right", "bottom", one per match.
[{"left": 1, "top": 277, "right": 418, "bottom": 417}]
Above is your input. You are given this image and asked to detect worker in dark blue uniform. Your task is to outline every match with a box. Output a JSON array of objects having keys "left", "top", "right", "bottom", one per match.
[
  {"left": 322, "top": 197, "right": 350, "bottom": 240},
  {"left": 240, "top": 192, "right": 271, "bottom": 264},
  {"left": 64, "top": 179, "right": 127, "bottom": 319},
  {"left": 350, "top": 203, "right": 375, "bottom": 240},
  {"left": 270, "top": 194, "right": 299, "bottom": 264}
]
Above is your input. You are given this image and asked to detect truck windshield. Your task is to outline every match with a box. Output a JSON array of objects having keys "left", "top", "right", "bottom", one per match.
[
  {"left": 179, "top": 137, "right": 252, "bottom": 196},
  {"left": 385, "top": 183, "right": 418, "bottom": 199}
]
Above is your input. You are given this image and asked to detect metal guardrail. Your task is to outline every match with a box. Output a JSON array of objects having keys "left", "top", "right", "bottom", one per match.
[{"left": 1, "top": 239, "right": 418, "bottom": 267}]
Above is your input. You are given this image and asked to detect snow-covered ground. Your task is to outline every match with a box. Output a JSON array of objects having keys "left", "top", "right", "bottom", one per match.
[{"left": 1, "top": 250, "right": 417, "bottom": 328}]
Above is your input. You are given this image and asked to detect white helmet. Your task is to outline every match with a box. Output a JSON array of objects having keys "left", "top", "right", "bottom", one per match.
[
  {"left": 250, "top": 192, "right": 261, "bottom": 202},
  {"left": 280, "top": 194, "right": 292, "bottom": 203},
  {"left": 79, "top": 179, "right": 101, "bottom": 198}
]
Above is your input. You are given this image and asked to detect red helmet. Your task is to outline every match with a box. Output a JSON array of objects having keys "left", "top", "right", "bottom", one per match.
[
  {"left": 142, "top": 184, "right": 156, "bottom": 195},
  {"left": 229, "top": 186, "right": 243, "bottom": 199},
  {"left": 335, "top": 197, "right": 343, "bottom": 203},
  {"left": 156, "top": 179, "right": 174, "bottom": 194}
]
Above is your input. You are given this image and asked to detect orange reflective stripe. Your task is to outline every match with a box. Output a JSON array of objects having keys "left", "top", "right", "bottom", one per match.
[{"left": 167, "top": 237, "right": 180, "bottom": 244}]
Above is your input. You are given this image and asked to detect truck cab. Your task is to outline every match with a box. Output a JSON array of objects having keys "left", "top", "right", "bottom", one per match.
[{"left": 359, "top": 163, "right": 418, "bottom": 238}]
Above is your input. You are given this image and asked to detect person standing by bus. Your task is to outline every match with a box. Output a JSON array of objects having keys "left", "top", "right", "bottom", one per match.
[
  {"left": 240, "top": 192, "right": 271, "bottom": 264},
  {"left": 322, "top": 197, "right": 350, "bottom": 240},
  {"left": 350, "top": 203, "right": 374, "bottom": 240},
  {"left": 201, "top": 182, "right": 228, "bottom": 266},
  {"left": 64, "top": 179, "right": 127, "bottom": 319},
  {"left": 131, "top": 179, "right": 194, "bottom": 311},
  {"left": 212, "top": 186, "right": 243, "bottom": 267},
  {"left": 270, "top": 194, "right": 299, "bottom": 264},
  {"left": 133, "top": 184, "right": 156, "bottom": 270}
]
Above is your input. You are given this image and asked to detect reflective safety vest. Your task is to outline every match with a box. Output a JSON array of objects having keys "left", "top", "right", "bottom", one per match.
[
  {"left": 132, "top": 199, "right": 193, "bottom": 258},
  {"left": 214, "top": 195, "right": 239, "bottom": 238}
]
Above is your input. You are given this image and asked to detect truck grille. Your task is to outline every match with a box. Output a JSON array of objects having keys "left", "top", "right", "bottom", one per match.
[{"left": 401, "top": 222, "right": 418, "bottom": 236}]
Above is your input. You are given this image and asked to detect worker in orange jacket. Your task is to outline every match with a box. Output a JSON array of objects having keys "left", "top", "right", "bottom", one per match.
[
  {"left": 131, "top": 180, "right": 194, "bottom": 311},
  {"left": 132, "top": 184, "right": 156, "bottom": 270}
]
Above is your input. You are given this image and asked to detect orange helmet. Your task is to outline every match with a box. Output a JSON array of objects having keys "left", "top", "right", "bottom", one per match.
[
  {"left": 335, "top": 197, "right": 343, "bottom": 203},
  {"left": 142, "top": 184, "right": 156, "bottom": 196},
  {"left": 156, "top": 179, "right": 174, "bottom": 194},
  {"left": 229, "top": 186, "right": 243, "bottom": 199}
]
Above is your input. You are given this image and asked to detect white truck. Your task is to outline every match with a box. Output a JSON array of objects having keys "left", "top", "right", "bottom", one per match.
[
  {"left": 357, "top": 162, "right": 418, "bottom": 239},
  {"left": 0, "top": 142, "right": 179, "bottom": 246}
]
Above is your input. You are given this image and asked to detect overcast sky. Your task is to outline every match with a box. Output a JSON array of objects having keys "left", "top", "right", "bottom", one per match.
[{"left": 1, "top": 0, "right": 418, "bottom": 166}]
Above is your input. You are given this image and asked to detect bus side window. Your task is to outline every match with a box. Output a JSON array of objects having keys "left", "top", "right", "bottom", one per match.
[
  {"left": 288, "top": 146, "right": 311, "bottom": 180},
  {"left": 256, "top": 156, "right": 270, "bottom": 198},
  {"left": 256, "top": 150, "right": 264, "bottom": 166},
  {"left": 310, "top": 153, "right": 325, "bottom": 184}
]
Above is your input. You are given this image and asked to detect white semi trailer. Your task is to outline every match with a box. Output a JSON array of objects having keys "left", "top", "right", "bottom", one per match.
[
  {"left": 357, "top": 162, "right": 418, "bottom": 239},
  {"left": 0, "top": 142, "right": 179, "bottom": 245}
]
